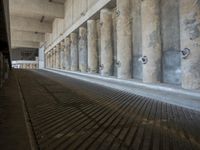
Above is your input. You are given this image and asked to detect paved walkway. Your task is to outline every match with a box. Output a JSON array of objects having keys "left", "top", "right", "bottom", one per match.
[
  {"left": 0, "top": 71, "right": 31, "bottom": 150},
  {"left": 1, "top": 69, "right": 200, "bottom": 150}
]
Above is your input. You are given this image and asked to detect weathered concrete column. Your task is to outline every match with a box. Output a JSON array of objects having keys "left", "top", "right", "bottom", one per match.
[
  {"left": 53, "top": 47, "right": 56, "bottom": 68},
  {"left": 49, "top": 51, "right": 52, "bottom": 68},
  {"left": 44, "top": 53, "right": 49, "bottom": 68},
  {"left": 59, "top": 43, "right": 62, "bottom": 69},
  {"left": 55, "top": 44, "right": 60, "bottom": 69},
  {"left": 64, "top": 37, "right": 71, "bottom": 70},
  {"left": 47, "top": 52, "right": 50, "bottom": 68},
  {"left": 60, "top": 40, "right": 65, "bottom": 69},
  {"left": 78, "top": 27, "right": 87, "bottom": 72},
  {"left": 70, "top": 33, "right": 78, "bottom": 71},
  {"left": 141, "top": 0, "right": 161, "bottom": 83},
  {"left": 45, "top": 53, "right": 47, "bottom": 68},
  {"left": 96, "top": 19, "right": 101, "bottom": 71},
  {"left": 180, "top": 0, "right": 200, "bottom": 90},
  {"left": 100, "top": 9, "right": 113, "bottom": 76},
  {"left": 116, "top": 0, "right": 132, "bottom": 79},
  {"left": 87, "top": 20, "right": 98, "bottom": 73},
  {"left": 50, "top": 49, "right": 53, "bottom": 68},
  {"left": 48, "top": 52, "right": 51, "bottom": 68}
]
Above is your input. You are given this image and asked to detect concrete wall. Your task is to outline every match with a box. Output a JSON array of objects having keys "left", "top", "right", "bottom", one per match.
[
  {"left": 44, "top": 0, "right": 197, "bottom": 87},
  {"left": 129, "top": 0, "right": 181, "bottom": 84}
]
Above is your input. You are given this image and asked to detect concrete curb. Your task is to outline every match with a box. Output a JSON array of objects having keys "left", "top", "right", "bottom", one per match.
[{"left": 43, "top": 68, "right": 200, "bottom": 111}]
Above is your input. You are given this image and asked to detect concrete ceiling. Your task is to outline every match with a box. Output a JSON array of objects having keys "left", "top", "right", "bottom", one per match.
[{"left": 9, "top": 0, "right": 65, "bottom": 49}]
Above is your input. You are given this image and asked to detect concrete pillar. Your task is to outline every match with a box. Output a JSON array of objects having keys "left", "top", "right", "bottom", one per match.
[
  {"left": 180, "top": 0, "right": 200, "bottom": 90},
  {"left": 141, "top": 0, "right": 161, "bottom": 83},
  {"left": 87, "top": 20, "right": 98, "bottom": 73},
  {"left": 78, "top": 27, "right": 87, "bottom": 72},
  {"left": 70, "top": 33, "right": 78, "bottom": 71},
  {"left": 45, "top": 53, "right": 48, "bottom": 68},
  {"left": 49, "top": 49, "right": 53, "bottom": 68},
  {"left": 64, "top": 37, "right": 71, "bottom": 70},
  {"left": 116, "top": 0, "right": 132, "bottom": 79},
  {"left": 60, "top": 40, "right": 65, "bottom": 69},
  {"left": 55, "top": 44, "right": 60, "bottom": 69},
  {"left": 36, "top": 57, "right": 39, "bottom": 69},
  {"left": 53, "top": 47, "right": 56, "bottom": 68},
  {"left": 49, "top": 52, "right": 51, "bottom": 68},
  {"left": 112, "top": 8, "right": 118, "bottom": 77},
  {"left": 47, "top": 53, "right": 49, "bottom": 68},
  {"left": 48, "top": 52, "right": 50, "bottom": 68},
  {"left": 59, "top": 44, "right": 62, "bottom": 69},
  {"left": 96, "top": 19, "right": 101, "bottom": 71},
  {"left": 100, "top": 9, "right": 113, "bottom": 76}
]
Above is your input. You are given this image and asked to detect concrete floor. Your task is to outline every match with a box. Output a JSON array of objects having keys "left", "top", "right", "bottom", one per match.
[
  {"left": 0, "top": 71, "right": 31, "bottom": 150},
  {"left": 0, "top": 69, "right": 200, "bottom": 150}
]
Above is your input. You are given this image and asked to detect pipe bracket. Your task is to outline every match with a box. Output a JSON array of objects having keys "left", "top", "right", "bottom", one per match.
[
  {"left": 100, "top": 22, "right": 103, "bottom": 27},
  {"left": 99, "top": 64, "right": 104, "bottom": 70},
  {"left": 116, "top": 10, "right": 120, "bottom": 17},
  {"left": 139, "top": 56, "right": 148, "bottom": 64},
  {"left": 181, "top": 48, "right": 190, "bottom": 59},
  {"left": 115, "top": 61, "right": 121, "bottom": 68}
]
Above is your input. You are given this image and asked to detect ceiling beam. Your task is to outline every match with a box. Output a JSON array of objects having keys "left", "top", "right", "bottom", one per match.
[
  {"left": 10, "top": 16, "right": 52, "bottom": 33},
  {"left": 10, "top": 0, "right": 64, "bottom": 19},
  {"left": 12, "top": 40, "right": 40, "bottom": 49},
  {"left": 11, "top": 30, "right": 45, "bottom": 43}
]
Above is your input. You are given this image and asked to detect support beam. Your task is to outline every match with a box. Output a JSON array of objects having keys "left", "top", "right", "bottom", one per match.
[
  {"left": 70, "top": 33, "right": 78, "bottom": 71},
  {"left": 116, "top": 0, "right": 132, "bottom": 79},
  {"left": 10, "top": 16, "right": 52, "bottom": 33},
  {"left": 100, "top": 9, "right": 113, "bottom": 76},
  {"left": 12, "top": 40, "right": 39, "bottom": 49},
  {"left": 141, "top": 0, "right": 161, "bottom": 83},
  {"left": 10, "top": 0, "right": 64, "bottom": 19},
  {"left": 11, "top": 30, "right": 45, "bottom": 43},
  {"left": 180, "top": 0, "right": 200, "bottom": 90},
  {"left": 78, "top": 27, "right": 87, "bottom": 72},
  {"left": 87, "top": 20, "right": 98, "bottom": 73}
]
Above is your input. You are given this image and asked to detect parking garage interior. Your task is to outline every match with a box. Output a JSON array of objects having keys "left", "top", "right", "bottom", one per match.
[{"left": 0, "top": 0, "right": 200, "bottom": 150}]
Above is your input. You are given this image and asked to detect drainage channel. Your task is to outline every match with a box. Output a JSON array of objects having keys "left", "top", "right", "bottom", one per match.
[{"left": 16, "top": 73, "right": 40, "bottom": 150}]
